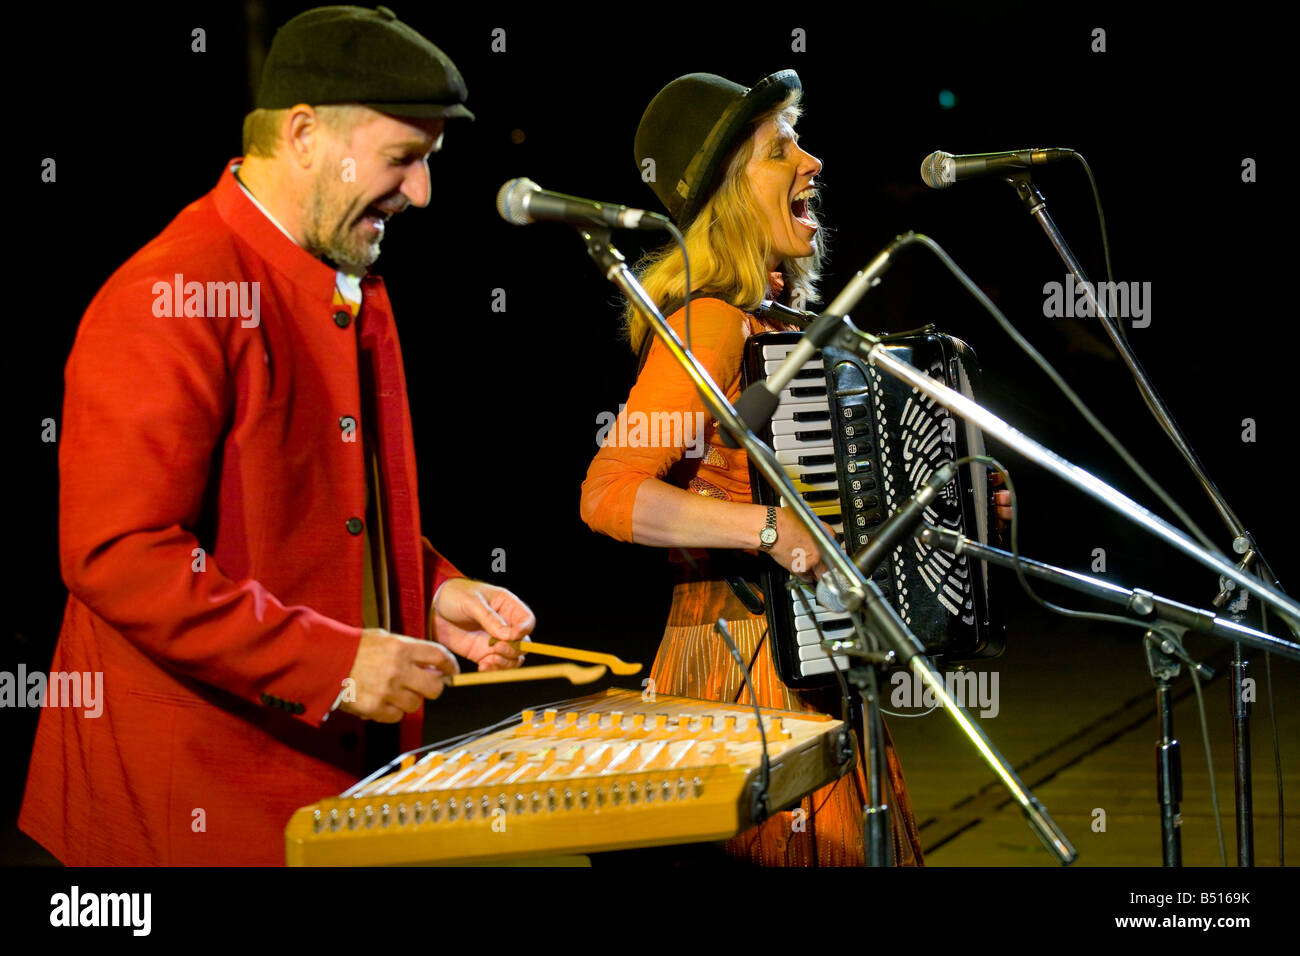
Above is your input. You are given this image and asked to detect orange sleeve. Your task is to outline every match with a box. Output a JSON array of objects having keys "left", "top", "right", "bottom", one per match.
[{"left": 580, "top": 298, "right": 748, "bottom": 542}]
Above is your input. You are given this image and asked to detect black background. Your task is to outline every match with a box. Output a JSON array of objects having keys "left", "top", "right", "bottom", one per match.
[{"left": 5, "top": 1, "right": 1294, "bottom": 865}]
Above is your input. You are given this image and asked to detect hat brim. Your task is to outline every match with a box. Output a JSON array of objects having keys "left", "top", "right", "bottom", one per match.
[
  {"left": 362, "top": 101, "right": 476, "bottom": 121},
  {"left": 678, "top": 69, "right": 801, "bottom": 226}
]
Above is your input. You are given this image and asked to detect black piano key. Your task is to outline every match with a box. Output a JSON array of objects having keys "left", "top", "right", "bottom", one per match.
[
  {"left": 797, "top": 453, "right": 836, "bottom": 467},
  {"left": 803, "top": 489, "right": 840, "bottom": 503},
  {"left": 790, "top": 385, "right": 827, "bottom": 398}
]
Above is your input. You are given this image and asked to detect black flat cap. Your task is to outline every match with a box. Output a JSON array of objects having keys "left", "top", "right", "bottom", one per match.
[
  {"left": 256, "top": 5, "right": 474, "bottom": 120},
  {"left": 635, "top": 70, "right": 800, "bottom": 226}
]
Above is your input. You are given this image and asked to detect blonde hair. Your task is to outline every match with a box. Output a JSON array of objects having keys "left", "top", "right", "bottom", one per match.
[
  {"left": 625, "top": 93, "right": 825, "bottom": 353},
  {"left": 241, "top": 104, "right": 371, "bottom": 158}
]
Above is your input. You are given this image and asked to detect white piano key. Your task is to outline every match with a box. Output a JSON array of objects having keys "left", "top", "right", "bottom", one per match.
[
  {"left": 764, "top": 357, "right": 823, "bottom": 374},
  {"left": 799, "top": 656, "right": 850, "bottom": 677}
]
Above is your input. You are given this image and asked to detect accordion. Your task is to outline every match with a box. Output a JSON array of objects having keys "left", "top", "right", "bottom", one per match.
[{"left": 742, "top": 319, "right": 1002, "bottom": 688}]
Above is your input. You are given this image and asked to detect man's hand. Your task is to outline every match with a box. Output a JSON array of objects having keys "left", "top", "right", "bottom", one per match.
[
  {"left": 339, "top": 629, "right": 458, "bottom": 723},
  {"left": 430, "top": 578, "right": 536, "bottom": 671}
]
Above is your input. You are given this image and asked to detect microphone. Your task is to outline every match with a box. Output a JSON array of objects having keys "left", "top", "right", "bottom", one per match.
[
  {"left": 496, "top": 178, "right": 671, "bottom": 231},
  {"left": 919, "top": 148, "right": 1071, "bottom": 189},
  {"left": 816, "top": 460, "right": 959, "bottom": 611},
  {"left": 726, "top": 237, "right": 901, "bottom": 447}
]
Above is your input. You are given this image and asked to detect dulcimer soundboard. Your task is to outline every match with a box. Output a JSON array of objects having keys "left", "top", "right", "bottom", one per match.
[{"left": 285, "top": 688, "right": 851, "bottom": 865}]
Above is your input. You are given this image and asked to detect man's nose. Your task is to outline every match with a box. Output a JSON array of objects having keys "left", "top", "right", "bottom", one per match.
[{"left": 402, "top": 159, "right": 432, "bottom": 209}]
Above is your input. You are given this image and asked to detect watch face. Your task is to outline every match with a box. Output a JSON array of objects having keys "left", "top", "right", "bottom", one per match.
[{"left": 760, "top": 527, "right": 778, "bottom": 546}]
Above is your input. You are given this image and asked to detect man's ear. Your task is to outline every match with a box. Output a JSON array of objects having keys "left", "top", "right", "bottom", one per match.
[{"left": 284, "top": 104, "right": 321, "bottom": 169}]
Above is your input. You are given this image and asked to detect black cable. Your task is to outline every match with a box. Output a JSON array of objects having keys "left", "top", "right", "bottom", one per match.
[
  {"left": 908, "top": 236, "right": 1218, "bottom": 555},
  {"left": 977, "top": 454, "right": 1202, "bottom": 636},
  {"left": 662, "top": 220, "right": 692, "bottom": 354},
  {"left": 714, "top": 618, "right": 771, "bottom": 825},
  {"left": 789, "top": 580, "right": 856, "bottom": 824},
  {"left": 1065, "top": 149, "right": 1124, "bottom": 346},
  {"left": 978, "top": 450, "right": 1227, "bottom": 863},
  {"left": 731, "top": 624, "right": 768, "bottom": 704},
  {"left": 1186, "top": 662, "right": 1229, "bottom": 866}
]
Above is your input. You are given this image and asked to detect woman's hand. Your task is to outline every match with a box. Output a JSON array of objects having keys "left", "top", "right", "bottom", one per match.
[
  {"left": 991, "top": 471, "right": 1013, "bottom": 541},
  {"left": 769, "top": 507, "right": 837, "bottom": 583}
]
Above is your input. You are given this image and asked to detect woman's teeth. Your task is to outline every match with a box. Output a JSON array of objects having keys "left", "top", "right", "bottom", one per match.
[{"left": 791, "top": 188, "right": 817, "bottom": 227}]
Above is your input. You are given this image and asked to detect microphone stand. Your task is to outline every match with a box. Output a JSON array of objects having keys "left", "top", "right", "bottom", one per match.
[
  {"left": 827, "top": 234, "right": 1300, "bottom": 628},
  {"left": 575, "top": 224, "right": 1078, "bottom": 866},
  {"left": 920, "top": 526, "right": 1300, "bottom": 864},
  {"left": 1003, "top": 169, "right": 1293, "bottom": 863}
]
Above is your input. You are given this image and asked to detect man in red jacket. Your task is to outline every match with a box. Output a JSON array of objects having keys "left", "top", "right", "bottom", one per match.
[{"left": 19, "top": 6, "right": 533, "bottom": 865}]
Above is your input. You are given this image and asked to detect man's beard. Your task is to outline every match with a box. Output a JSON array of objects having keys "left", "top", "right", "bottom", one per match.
[{"left": 303, "top": 176, "right": 380, "bottom": 273}]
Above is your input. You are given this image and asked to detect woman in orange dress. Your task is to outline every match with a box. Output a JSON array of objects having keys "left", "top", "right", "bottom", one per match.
[{"left": 580, "top": 70, "right": 924, "bottom": 866}]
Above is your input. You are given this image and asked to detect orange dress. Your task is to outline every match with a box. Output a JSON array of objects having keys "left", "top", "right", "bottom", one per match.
[{"left": 581, "top": 296, "right": 923, "bottom": 866}]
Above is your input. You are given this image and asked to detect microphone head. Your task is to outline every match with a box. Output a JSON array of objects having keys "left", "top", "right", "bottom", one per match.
[
  {"left": 496, "top": 177, "right": 539, "bottom": 225},
  {"left": 919, "top": 151, "right": 956, "bottom": 189}
]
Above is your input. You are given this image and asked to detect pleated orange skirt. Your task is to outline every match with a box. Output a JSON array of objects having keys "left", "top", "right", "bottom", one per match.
[{"left": 650, "top": 575, "right": 924, "bottom": 866}]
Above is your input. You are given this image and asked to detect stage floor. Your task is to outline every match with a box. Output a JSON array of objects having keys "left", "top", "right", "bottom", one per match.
[{"left": 888, "top": 602, "right": 1300, "bottom": 866}]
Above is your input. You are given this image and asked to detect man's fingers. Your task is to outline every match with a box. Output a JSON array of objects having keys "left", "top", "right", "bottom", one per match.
[
  {"left": 473, "top": 590, "right": 520, "bottom": 643},
  {"left": 408, "top": 638, "right": 459, "bottom": 675},
  {"left": 505, "top": 606, "right": 537, "bottom": 640},
  {"left": 404, "top": 663, "right": 446, "bottom": 702},
  {"left": 477, "top": 653, "right": 522, "bottom": 671},
  {"left": 391, "top": 687, "right": 425, "bottom": 713}
]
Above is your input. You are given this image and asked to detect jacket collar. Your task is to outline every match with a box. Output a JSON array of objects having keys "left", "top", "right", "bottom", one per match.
[{"left": 212, "top": 158, "right": 341, "bottom": 298}]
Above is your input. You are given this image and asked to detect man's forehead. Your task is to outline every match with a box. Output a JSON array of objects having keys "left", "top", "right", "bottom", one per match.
[{"left": 358, "top": 109, "right": 446, "bottom": 148}]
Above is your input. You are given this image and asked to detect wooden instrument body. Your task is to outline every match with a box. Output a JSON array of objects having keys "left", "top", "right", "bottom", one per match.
[{"left": 285, "top": 688, "right": 850, "bottom": 865}]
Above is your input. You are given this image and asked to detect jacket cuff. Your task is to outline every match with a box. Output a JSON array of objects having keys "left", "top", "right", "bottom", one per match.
[{"left": 421, "top": 536, "right": 464, "bottom": 637}]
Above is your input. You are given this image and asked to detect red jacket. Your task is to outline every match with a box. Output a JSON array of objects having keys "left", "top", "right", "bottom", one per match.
[{"left": 19, "top": 160, "right": 461, "bottom": 865}]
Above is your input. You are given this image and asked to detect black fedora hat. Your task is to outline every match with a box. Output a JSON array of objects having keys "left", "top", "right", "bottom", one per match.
[
  {"left": 635, "top": 70, "right": 801, "bottom": 227},
  {"left": 256, "top": 5, "right": 474, "bottom": 121}
]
